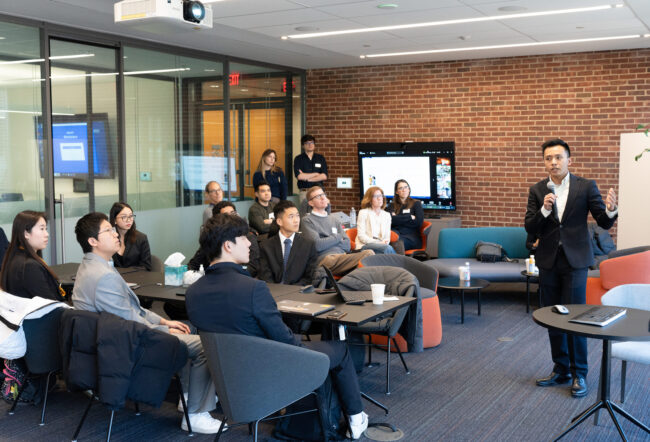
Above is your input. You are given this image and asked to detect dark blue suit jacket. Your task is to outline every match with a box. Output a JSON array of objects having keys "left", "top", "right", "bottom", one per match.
[
  {"left": 525, "top": 174, "right": 616, "bottom": 270},
  {"left": 185, "top": 262, "right": 300, "bottom": 346}
]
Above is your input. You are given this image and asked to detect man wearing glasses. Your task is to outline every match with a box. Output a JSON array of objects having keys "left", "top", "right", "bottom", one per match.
[
  {"left": 203, "top": 181, "right": 224, "bottom": 224},
  {"left": 72, "top": 212, "right": 223, "bottom": 434},
  {"left": 301, "top": 186, "right": 374, "bottom": 276},
  {"left": 294, "top": 134, "right": 328, "bottom": 202}
]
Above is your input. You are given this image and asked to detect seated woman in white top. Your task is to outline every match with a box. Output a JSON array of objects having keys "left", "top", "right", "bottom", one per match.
[{"left": 355, "top": 186, "right": 396, "bottom": 255}]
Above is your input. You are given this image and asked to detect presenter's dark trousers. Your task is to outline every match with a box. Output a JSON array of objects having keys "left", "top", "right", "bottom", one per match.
[
  {"left": 539, "top": 247, "right": 589, "bottom": 378},
  {"left": 304, "top": 340, "right": 363, "bottom": 415}
]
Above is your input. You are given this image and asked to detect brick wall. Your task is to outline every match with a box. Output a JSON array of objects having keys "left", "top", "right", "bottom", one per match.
[{"left": 305, "top": 49, "right": 650, "bottom": 239}]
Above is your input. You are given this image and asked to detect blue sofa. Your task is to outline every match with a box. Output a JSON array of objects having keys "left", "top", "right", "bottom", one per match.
[{"left": 424, "top": 227, "right": 529, "bottom": 282}]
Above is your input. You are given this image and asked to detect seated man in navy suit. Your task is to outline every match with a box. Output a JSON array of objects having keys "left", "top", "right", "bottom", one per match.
[
  {"left": 259, "top": 200, "right": 318, "bottom": 286},
  {"left": 185, "top": 214, "right": 369, "bottom": 439}
]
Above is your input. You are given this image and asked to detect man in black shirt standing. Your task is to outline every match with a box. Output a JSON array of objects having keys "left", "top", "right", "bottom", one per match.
[{"left": 294, "top": 134, "right": 328, "bottom": 201}]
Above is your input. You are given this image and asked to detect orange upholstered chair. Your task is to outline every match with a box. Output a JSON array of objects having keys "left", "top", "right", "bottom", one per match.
[
  {"left": 585, "top": 250, "right": 650, "bottom": 305},
  {"left": 404, "top": 221, "right": 432, "bottom": 256},
  {"left": 360, "top": 254, "right": 442, "bottom": 351}
]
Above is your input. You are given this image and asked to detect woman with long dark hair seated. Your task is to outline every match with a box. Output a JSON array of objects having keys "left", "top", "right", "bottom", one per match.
[
  {"left": 0, "top": 210, "right": 65, "bottom": 301},
  {"left": 252, "top": 148, "right": 288, "bottom": 202},
  {"left": 109, "top": 202, "right": 152, "bottom": 270},
  {"left": 386, "top": 179, "right": 424, "bottom": 251}
]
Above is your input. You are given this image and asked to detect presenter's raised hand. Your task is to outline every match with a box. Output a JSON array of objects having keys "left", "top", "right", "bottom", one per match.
[
  {"left": 606, "top": 188, "right": 617, "bottom": 211},
  {"left": 543, "top": 193, "right": 557, "bottom": 211}
]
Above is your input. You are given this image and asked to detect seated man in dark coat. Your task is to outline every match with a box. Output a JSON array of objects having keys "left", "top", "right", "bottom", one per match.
[
  {"left": 185, "top": 214, "right": 369, "bottom": 439},
  {"left": 258, "top": 200, "right": 318, "bottom": 286}
]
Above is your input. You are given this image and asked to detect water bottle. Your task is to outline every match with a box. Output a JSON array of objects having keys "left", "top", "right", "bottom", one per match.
[
  {"left": 350, "top": 207, "right": 357, "bottom": 227},
  {"left": 465, "top": 261, "right": 471, "bottom": 280},
  {"left": 199, "top": 264, "right": 205, "bottom": 276}
]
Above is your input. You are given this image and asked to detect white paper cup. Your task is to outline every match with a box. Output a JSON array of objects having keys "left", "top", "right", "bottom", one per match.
[
  {"left": 371, "top": 284, "right": 385, "bottom": 305},
  {"left": 458, "top": 266, "right": 470, "bottom": 281}
]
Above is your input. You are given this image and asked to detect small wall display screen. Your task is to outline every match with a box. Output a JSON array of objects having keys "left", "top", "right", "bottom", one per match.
[
  {"left": 357, "top": 142, "right": 456, "bottom": 210},
  {"left": 36, "top": 113, "right": 114, "bottom": 179}
]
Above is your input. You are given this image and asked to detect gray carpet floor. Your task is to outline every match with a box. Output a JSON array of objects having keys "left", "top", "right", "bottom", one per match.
[{"left": 1, "top": 282, "right": 648, "bottom": 441}]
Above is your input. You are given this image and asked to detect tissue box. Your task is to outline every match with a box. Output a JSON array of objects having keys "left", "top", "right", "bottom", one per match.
[{"left": 165, "top": 265, "right": 187, "bottom": 286}]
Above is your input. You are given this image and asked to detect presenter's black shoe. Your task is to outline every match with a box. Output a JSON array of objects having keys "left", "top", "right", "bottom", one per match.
[
  {"left": 571, "top": 377, "right": 588, "bottom": 397},
  {"left": 536, "top": 372, "right": 572, "bottom": 387}
]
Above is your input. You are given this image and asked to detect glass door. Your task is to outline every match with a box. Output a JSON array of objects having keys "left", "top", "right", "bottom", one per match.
[{"left": 48, "top": 39, "right": 120, "bottom": 262}]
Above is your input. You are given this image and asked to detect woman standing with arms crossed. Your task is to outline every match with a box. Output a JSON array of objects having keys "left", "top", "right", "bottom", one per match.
[
  {"left": 253, "top": 149, "right": 288, "bottom": 202},
  {"left": 386, "top": 179, "right": 424, "bottom": 251},
  {"left": 1, "top": 210, "right": 65, "bottom": 301},
  {"left": 109, "top": 202, "right": 152, "bottom": 270}
]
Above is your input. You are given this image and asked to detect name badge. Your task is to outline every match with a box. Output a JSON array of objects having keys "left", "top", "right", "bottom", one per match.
[
  {"left": 315, "top": 163, "right": 322, "bottom": 168},
  {"left": 331, "top": 227, "right": 338, "bottom": 234},
  {"left": 402, "top": 209, "right": 410, "bottom": 214},
  {"left": 269, "top": 213, "right": 275, "bottom": 220}
]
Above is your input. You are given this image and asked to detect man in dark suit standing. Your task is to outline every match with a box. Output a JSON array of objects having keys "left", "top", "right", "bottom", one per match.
[
  {"left": 259, "top": 200, "right": 318, "bottom": 285},
  {"left": 525, "top": 139, "right": 618, "bottom": 398}
]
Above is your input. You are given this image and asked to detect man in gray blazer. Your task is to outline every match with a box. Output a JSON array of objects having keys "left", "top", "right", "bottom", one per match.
[{"left": 72, "top": 212, "right": 223, "bottom": 434}]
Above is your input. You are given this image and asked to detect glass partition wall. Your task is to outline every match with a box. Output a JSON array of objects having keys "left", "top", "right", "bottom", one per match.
[{"left": 0, "top": 16, "right": 305, "bottom": 264}]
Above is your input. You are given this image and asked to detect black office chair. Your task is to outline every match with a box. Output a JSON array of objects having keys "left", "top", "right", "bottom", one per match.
[
  {"left": 8, "top": 307, "right": 65, "bottom": 426},
  {"left": 59, "top": 310, "right": 191, "bottom": 441},
  {"left": 199, "top": 332, "right": 330, "bottom": 442},
  {"left": 340, "top": 266, "right": 419, "bottom": 395}
]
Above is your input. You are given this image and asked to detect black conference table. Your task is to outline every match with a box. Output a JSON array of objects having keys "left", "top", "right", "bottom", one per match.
[
  {"left": 52, "top": 263, "right": 415, "bottom": 327},
  {"left": 134, "top": 279, "right": 415, "bottom": 328},
  {"left": 533, "top": 305, "right": 650, "bottom": 441}
]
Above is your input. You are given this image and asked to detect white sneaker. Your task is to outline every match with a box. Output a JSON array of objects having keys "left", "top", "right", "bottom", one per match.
[
  {"left": 181, "top": 411, "right": 227, "bottom": 434},
  {"left": 177, "top": 393, "right": 219, "bottom": 412},
  {"left": 348, "top": 411, "right": 368, "bottom": 439}
]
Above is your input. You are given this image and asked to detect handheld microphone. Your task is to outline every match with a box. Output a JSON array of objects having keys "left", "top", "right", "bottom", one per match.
[{"left": 546, "top": 181, "right": 555, "bottom": 194}]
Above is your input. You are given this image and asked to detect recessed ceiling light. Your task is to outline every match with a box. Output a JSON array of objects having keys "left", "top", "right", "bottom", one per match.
[
  {"left": 377, "top": 3, "right": 398, "bottom": 9},
  {"left": 294, "top": 26, "right": 319, "bottom": 32},
  {"left": 204, "top": 68, "right": 216, "bottom": 72},
  {"left": 498, "top": 6, "right": 527, "bottom": 12},
  {"left": 361, "top": 34, "right": 641, "bottom": 58},
  {"left": 284, "top": 4, "right": 622, "bottom": 39},
  {"left": 240, "top": 88, "right": 248, "bottom": 92},
  {"left": 210, "top": 84, "right": 220, "bottom": 88},
  {"left": 0, "top": 37, "right": 6, "bottom": 40}
]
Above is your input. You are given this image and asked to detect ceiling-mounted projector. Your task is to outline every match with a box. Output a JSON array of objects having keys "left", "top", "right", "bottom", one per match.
[{"left": 114, "top": 0, "right": 213, "bottom": 32}]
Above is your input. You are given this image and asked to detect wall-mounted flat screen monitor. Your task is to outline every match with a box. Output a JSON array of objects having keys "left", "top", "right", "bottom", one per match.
[
  {"left": 36, "top": 113, "right": 114, "bottom": 179},
  {"left": 181, "top": 156, "right": 238, "bottom": 192},
  {"left": 357, "top": 142, "right": 456, "bottom": 210}
]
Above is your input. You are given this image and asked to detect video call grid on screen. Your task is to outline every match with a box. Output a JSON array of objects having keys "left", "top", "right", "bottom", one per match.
[{"left": 357, "top": 142, "right": 456, "bottom": 210}]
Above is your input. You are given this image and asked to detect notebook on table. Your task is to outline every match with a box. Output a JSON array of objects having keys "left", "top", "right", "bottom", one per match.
[
  {"left": 277, "top": 300, "right": 335, "bottom": 316},
  {"left": 569, "top": 306, "right": 627, "bottom": 327},
  {"left": 322, "top": 266, "right": 374, "bottom": 303}
]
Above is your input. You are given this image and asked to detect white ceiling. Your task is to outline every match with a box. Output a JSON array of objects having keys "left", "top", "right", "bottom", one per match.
[{"left": 0, "top": 0, "right": 649, "bottom": 70}]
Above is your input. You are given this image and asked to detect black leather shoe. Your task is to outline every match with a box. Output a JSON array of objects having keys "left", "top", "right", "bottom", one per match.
[
  {"left": 571, "top": 377, "right": 587, "bottom": 397},
  {"left": 536, "top": 372, "right": 572, "bottom": 387}
]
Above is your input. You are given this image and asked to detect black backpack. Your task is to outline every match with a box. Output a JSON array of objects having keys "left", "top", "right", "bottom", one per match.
[{"left": 274, "top": 375, "right": 346, "bottom": 441}]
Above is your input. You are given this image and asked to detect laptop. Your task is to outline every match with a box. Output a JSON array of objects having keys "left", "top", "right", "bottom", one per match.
[
  {"left": 569, "top": 306, "right": 627, "bottom": 327},
  {"left": 322, "top": 266, "right": 374, "bottom": 304},
  {"left": 277, "top": 299, "right": 335, "bottom": 316}
]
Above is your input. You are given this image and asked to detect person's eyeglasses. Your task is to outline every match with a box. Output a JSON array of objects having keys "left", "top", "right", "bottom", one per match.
[
  {"left": 372, "top": 194, "right": 384, "bottom": 199},
  {"left": 98, "top": 227, "right": 117, "bottom": 236},
  {"left": 397, "top": 186, "right": 409, "bottom": 191},
  {"left": 208, "top": 189, "right": 222, "bottom": 194},
  {"left": 309, "top": 192, "right": 327, "bottom": 201},
  {"left": 118, "top": 215, "right": 136, "bottom": 222}
]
